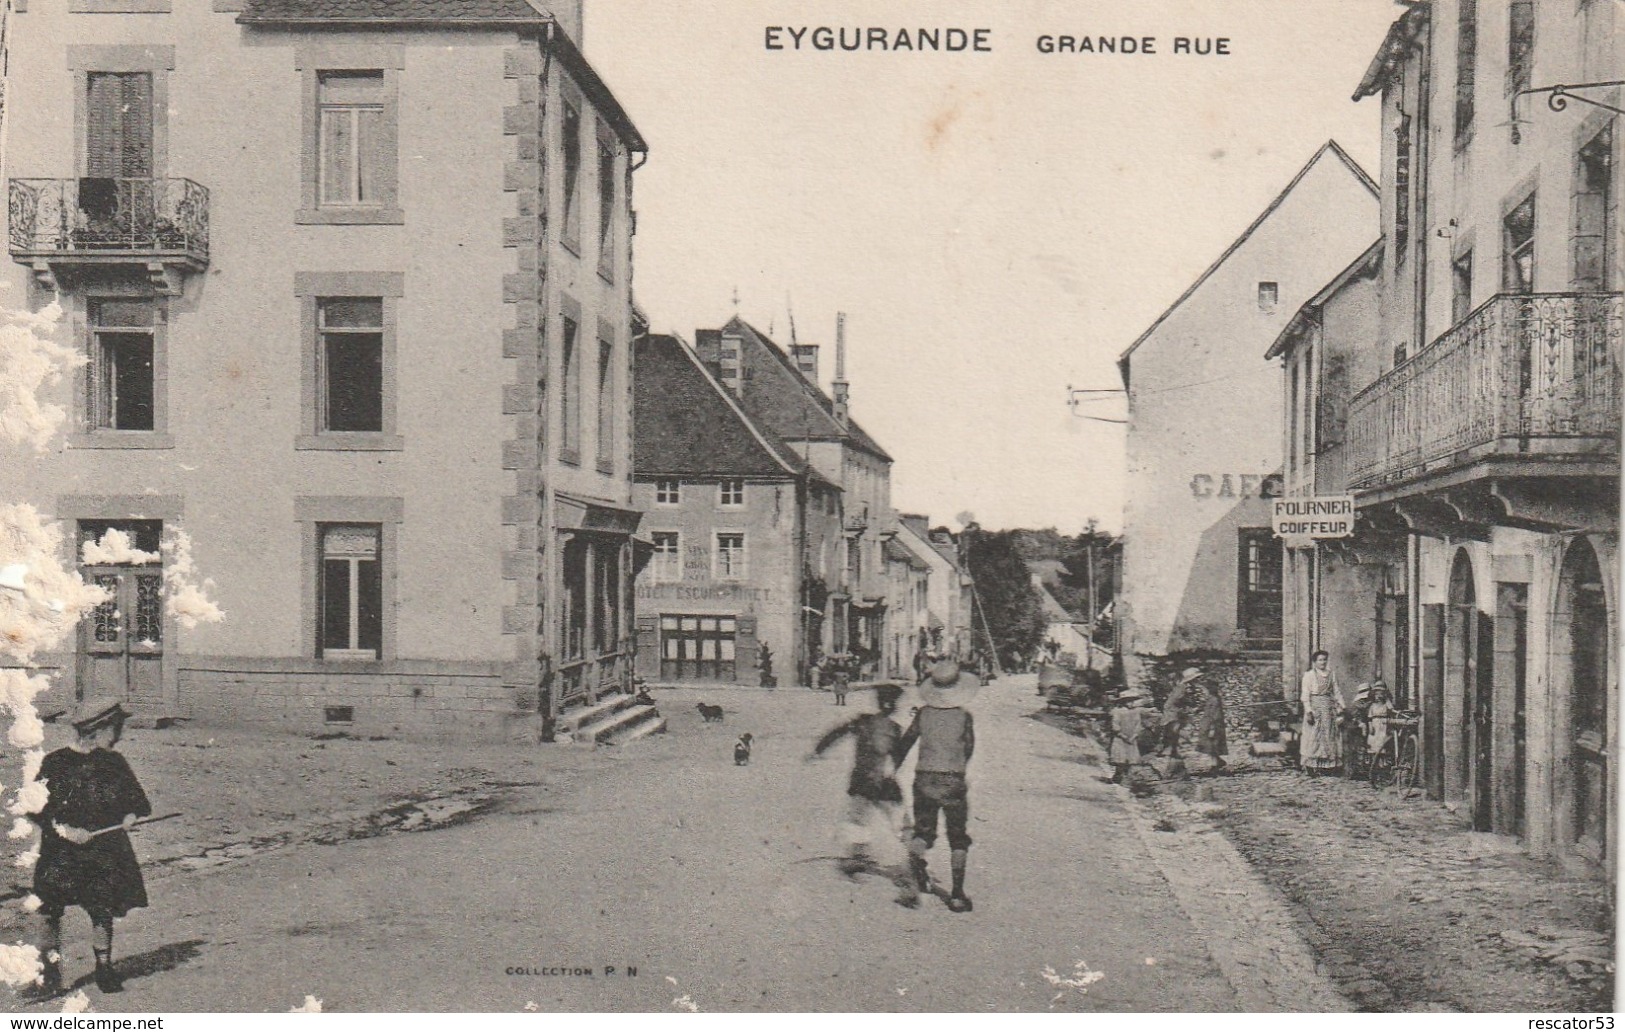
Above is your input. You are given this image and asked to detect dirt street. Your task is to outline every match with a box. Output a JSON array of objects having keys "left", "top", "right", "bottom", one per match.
[{"left": 2, "top": 673, "right": 1353, "bottom": 1012}]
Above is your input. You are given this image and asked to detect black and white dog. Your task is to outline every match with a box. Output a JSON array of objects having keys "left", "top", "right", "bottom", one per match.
[{"left": 734, "top": 733, "right": 753, "bottom": 765}]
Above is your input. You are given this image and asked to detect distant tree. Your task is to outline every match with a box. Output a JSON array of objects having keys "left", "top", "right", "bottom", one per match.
[{"left": 962, "top": 527, "right": 1045, "bottom": 670}]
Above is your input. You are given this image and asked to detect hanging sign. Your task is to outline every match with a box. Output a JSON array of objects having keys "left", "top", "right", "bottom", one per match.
[{"left": 1271, "top": 496, "right": 1355, "bottom": 538}]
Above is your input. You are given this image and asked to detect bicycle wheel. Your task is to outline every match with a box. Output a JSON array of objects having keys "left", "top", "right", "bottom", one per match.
[
  {"left": 1394, "top": 735, "right": 1420, "bottom": 797},
  {"left": 1369, "top": 744, "right": 1396, "bottom": 788}
]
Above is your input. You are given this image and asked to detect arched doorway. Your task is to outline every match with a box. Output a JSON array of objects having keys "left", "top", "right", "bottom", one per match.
[
  {"left": 1559, "top": 539, "right": 1610, "bottom": 863},
  {"left": 1447, "top": 550, "right": 1494, "bottom": 831}
]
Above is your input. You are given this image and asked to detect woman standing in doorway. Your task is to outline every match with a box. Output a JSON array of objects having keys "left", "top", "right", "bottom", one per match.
[{"left": 1299, "top": 650, "right": 1342, "bottom": 777}]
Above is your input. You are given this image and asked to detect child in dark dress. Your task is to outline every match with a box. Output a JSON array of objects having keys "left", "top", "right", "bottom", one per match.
[
  {"left": 809, "top": 683, "right": 907, "bottom": 880},
  {"left": 29, "top": 696, "right": 152, "bottom": 996}
]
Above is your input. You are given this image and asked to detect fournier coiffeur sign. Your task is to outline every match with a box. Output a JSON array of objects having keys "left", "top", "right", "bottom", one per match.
[{"left": 1271, "top": 496, "right": 1355, "bottom": 538}]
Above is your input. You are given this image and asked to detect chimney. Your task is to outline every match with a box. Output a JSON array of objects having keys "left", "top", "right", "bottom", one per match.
[
  {"left": 832, "top": 312, "right": 849, "bottom": 426},
  {"left": 791, "top": 343, "right": 819, "bottom": 382},
  {"left": 718, "top": 332, "right": 744, "bottom": 395}
]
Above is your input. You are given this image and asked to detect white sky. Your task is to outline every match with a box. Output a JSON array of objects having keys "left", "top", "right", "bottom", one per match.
[{"left": 582, "top": 0, "right": 1401, "bottom": 533}]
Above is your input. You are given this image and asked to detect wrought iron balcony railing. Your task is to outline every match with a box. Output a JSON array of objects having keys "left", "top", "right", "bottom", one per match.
[
  {"left": 9, "top": 177, "right": 209, "bottom": 264},
  {"left": 1346, "top": 292, "right": 1622, "bottom": 490}
]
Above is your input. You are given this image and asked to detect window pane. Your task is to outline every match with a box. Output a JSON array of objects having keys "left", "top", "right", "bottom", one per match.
[
  {"left": 562, "top": 103, "right": 581, "bottom": 240},
  {"left": 562, "top": 317, "right": 579, "bottom": 451},
  {"left": 103, "top": 332, "right": 155, "bottom": 431},
  {"left": 356, "top": 558, "right": 382, "bottom": 653},
  {"left": 720, "top": 638, "right": 735, "bottom": 662},
  {"left": 321, "top": 558, "right": 352, "bottom": 652},
  {"left": 356, "top": 106, "right": 382, "bottom": 204},
  {"left": 319, "top": 71, "right": 384, "bottom": 104},
  {"left": 324, "top": 332, "right": 384, "bottom": 432},
  {"left": 319, "top": 298, "right": 384, "bottom": 329},
  {"left": 598, "top": 138, "right": 615, "bottom": 252},
  {"left": 323, "top": 524, "right": 379, "bottom": 558},
  {"left": 320, "top": 109, "right": 355, "bottom": 204}
]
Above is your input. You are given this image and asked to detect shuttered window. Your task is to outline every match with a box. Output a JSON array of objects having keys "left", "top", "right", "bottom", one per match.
[{"left": 86, "top": 72, "right": 153, "bottom": 178}]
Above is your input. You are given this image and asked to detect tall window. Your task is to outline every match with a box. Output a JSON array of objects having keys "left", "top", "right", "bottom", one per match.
[
  {"left": 594, "top": 545, "right": 621, "bottom": 653},
  {"left": 716, "top": 533, "right": 746, "bottom": 580},
  {"left": 317, "top": 524, "right": 382, "bottom": 659},
  {"left": 1452, "top": 249, "right": 1475, "bottom": 325},
  {"left": 1287, "top": 354, "right": 1301, "bottom": 478},
  {"left": 1506, "top": 1, "right": 1535, "bottom": 97},
  {"left": 1573, "top": 127, "right": 1615, "bottom": 291},
  {"left": 89, "top": 300, "right": 156, "bottom": 432},
  {"left": 561, "top": 316, "right": 580, "bottom": 459},
  {"left": 1454, "top": 0, "right": 1477, "bottom": 145},
  {"left": 86, "top": 72, "right": 153, "bottom": 178},
  {"left": 596, "top": 338, "right": 614, "bottom": 471},
  {"left": 317, "top": 72, "right": 385, "bottom": 208},
  {"left": 1300, "top": 344, "right": 1315, "bottom": 463},
  {"left": 597, "top": 134, "right": 616, "bottom": 277},
  {"left": 719, "top": 479, "right": 744, "bottom": 507},
  {"left": 318, "top": 298, "right": 384, "bottom": 432},
  {"left": 1395, "top": 114, "right": 1414, "bottom": 262},
  {"left": 561, "top": 100, "right": 582, "bottom": 247},
  {"left": 655, "top": 479, "right": 680, "bottom": 505},
  {"left": 652, "top": 531, "right": 680, "bottom": 582},
  {"left": 1503, "top": 192, "right": 1537, "bottom": 293}
]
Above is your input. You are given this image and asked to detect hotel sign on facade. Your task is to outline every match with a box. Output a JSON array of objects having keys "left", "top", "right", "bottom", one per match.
[{"left": 1271, "top": 496, "right": 1355, "bottom": 538}]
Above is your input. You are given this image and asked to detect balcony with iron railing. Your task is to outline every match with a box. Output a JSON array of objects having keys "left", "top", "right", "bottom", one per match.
[
  {"left": 8, "top": 177, "right": 209, "bottom": 293},
  {"left": 1346, "top": 292, "right": 1622, "bottom": 493}
]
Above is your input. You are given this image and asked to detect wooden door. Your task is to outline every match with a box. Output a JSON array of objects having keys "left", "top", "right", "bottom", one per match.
[{"left": 79, "top": 567, "right": 164, "bottom": 704}]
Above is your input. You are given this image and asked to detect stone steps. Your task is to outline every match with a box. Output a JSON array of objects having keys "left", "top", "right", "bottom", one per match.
[{"left": 559, "top": 693, "right": 666, "bottom": 746}]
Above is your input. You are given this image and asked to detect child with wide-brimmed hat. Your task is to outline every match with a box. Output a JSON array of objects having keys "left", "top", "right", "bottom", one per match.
[
  {"left": 28, "top": 696, "right": 152, "bottom": 996},
  {"left": 895, "top": 659, "right": 979, "bottom": 912}
]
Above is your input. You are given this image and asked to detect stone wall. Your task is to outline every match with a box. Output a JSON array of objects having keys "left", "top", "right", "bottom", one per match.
[
  {"left": 1140, "top": 652, "right": 1285, "bottom": 748},
  {"left": 177, "top": 662, "right": 540, "bottom": 742}
]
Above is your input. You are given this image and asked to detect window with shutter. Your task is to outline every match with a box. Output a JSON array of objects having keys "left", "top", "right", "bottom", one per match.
[{"left": 86, "top": 72, "right": 153, "bottom": 178}]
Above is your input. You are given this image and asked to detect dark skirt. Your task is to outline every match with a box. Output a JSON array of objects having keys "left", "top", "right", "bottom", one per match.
[
  {"left": 34, "top": 832, "right": 148, "bottom": 918},
  {"left": 31, "top": 746, "right": 151, "bottom": 919},
  {"left": 848, "top": 771, "right": 903, "bottom": 803}
]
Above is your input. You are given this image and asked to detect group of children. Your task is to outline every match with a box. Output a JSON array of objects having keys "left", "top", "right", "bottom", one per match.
[
  {"left": 1108, "top": 666, "right": 1229, "bottom": 783},
  {"left": 810, "top": 658, "right": 978, "bottom": 913}
]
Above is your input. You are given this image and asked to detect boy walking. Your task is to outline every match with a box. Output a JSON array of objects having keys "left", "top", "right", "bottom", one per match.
[
  {"left": 896, "top": 659, "right": 977, "bottom": 913},
  {"left": 809, "top": 683, "right": 907, "bottom": 877}
]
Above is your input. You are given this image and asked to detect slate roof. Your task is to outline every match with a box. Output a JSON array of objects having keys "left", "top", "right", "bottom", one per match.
[
  {"left": 633, "top": 334, "right": 818, "bottom": 480},
  {"left": 723, "top": 317, "right": 893, "bottom": 463},
  {"left": 240, "top": 0, "right": 546, "bottom": 21},
  {"left": 238, "top": 0, "right": 647, "bottom": 151}
]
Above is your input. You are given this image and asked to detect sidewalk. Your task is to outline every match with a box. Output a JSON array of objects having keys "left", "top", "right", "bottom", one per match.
[{"left": 1039, "top": 705, "right": 1613, "bottom": 1012}]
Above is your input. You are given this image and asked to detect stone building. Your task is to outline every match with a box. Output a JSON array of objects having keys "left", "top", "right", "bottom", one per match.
[
  {"left": 2, "top": 0, "right": 646, "bottom": 739},
  {"left": 898, "top": 514, "right": 973, "bottom": 660},
  {"left": 1328, "top": 0, "right": 1619, "bottom": 866},
  {"left": 1115, "top": 142, "right": 1381, "bottom": 693},
  {"left": 691, "top": 315, "right": 898, "bottom": 678},
  {"left": 1267, "top": 241, "right": 1384, "bottom": 696},
  {"left": 630, "top": 332, "right": 842, "bottom": 685}
]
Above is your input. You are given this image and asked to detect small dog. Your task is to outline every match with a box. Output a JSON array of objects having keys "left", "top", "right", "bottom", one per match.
[
  {"left": 734, "top": 733, "right": 753, "bottom": 765},
  {"left": 696, "top": 702, "right": 725, "bottom": 723},
  {"left": 634, "top": 688, "right": 656, "bottom": 707}
]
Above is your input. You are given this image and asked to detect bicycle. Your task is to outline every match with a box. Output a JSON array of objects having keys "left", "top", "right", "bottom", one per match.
[{"left": 1367, "top": 710, "right": 1420, "bottom": 796}]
